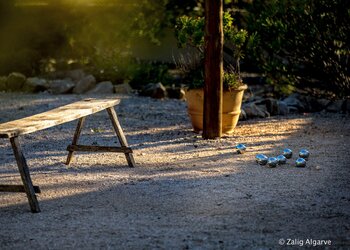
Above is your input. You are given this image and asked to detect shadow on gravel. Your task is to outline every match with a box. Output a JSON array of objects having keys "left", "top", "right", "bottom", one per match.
[{"left": 1, "top": 94, "right": 350, "bottom": 248}]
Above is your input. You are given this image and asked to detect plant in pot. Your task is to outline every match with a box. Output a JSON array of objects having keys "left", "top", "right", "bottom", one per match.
[{"left": 175, "top": 12, "right": 253, "bottom": 135}]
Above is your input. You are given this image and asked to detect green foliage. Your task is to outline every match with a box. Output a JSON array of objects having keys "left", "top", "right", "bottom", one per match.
[
  {"left": 0, "top": 1, "right": 172, "bottom": 77},
  {"left": 175, "top": 11, "right": 253, "bottom": 89},
  {"left": 175, "top": 16, "right": 205, "bottom": 50},
  {"left": 224, "top": 72, "right": 243, "bottom": 90},
  {"left": 128, "top": 61, "right": 170, "bottom": 89},
  {"left": 246, "top": 0, "right": 350, "bottom": 96},
  {"left": 88, "top": 48, "right": 134, "bottom": 84}
]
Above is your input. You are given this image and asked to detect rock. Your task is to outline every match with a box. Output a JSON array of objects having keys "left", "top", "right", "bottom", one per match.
[
  {"left": 256, "top": 104, "right": 270, "bottom": 117},
  {"left": 265, "top": 98, "right": 279, "bottom": 116},
  {"left": 278, "top": 101, "right": 289, "bottom": 115},
  {"left": 65, "top": 69, "right": 86, "bottom": 82},
  {"left": 316, "top": 99, "right": 331, "bottom": 111},
  {"left": 239, "top": 109, "right": 247, "bottom": 120},
  {"left": 242, "top": 103, "right": 267, "bottom": 118},
  {"left": 140, "top": 82, "right": 167, "bottom": 99},
  {"left": 114, "top": 82, "right": 133, "bottom": 94},
  {"left": 72, "top": 75, "right": 96, "bottom": 94},
  {"left": 167, "top": 86, "right": 186, "bottom": 99},
  {"left": 301, "top": 96, "right": 320, "bottom": 112},
  {"left": 48, "top": 69, "right": 86, "bottom": 82},
  {"left": 288, "top": 106, "right": 299, "bottom": 114},
  {"left": 344, "top": 99, "right": 350, "bottom": 113},
  {"left": 23, "top": 77, "right": 48, "bottom": 93},
  {"left": 166, "top": 69, "right": 185, "bottom": 84},
  {"left": 0, "top": 76, "right": 7, "bottom": 91},
  {"left": 6, "top": 72, "right": 26, "bottom": 91},
  {"left": 326, "top": 100, "right": 345, "bottom": 113},
  {"left": 283, "top": 94, "right": 305, "bottom": 112},
  {"left": 48, "top": 79, "right": 75, "bottom": 94},
  {"left": 87, "top": 81, "right": 114, "bottom": 94}
]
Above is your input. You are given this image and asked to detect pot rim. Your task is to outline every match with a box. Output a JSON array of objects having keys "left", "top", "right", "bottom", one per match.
[{"left": 185, "top": 84, "right": 248, "bottom": 92}]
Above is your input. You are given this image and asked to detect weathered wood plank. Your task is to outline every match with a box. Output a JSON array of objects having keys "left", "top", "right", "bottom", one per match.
[
  {"left": 0, "top": 98, "right": 120, "bottom": 138},
  {"left": 0, "top": 184, "right": 41, "bottom": 193},
  {"left": 107, "top": 107, "right": 136, "bottom": 167},
  {"left": 67, "top": 145, "right": 133, "bottom": 153},
  {"left": 66, "top": 117, "right": 85, "bottom": 165},
  {"left": 10, "top": 137, "right": 41, "bottom": 213}
]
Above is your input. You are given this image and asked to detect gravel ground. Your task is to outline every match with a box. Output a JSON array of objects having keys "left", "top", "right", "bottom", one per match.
[{"left": 0, "top": 93, "right": 349, "bottom": 249}]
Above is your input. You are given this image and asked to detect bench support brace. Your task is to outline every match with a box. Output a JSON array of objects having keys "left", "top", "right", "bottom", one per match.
[
  {"left": 65, "top": 107, "right": 135, "bottom": 167},
  {"left": 66, "top": 117, "right": 85, "bottom": 165},
  {"left": 0, "top": 184, "right": 41, "bottom": 193}
]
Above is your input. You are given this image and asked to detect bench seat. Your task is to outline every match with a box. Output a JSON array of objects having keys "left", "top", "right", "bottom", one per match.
[{"left": 0, "top": 98, "right": 120, "bottom": 138}]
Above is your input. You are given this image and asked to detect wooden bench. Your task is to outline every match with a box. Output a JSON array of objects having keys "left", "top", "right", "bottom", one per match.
[{"left": 0, "top": 98, "right": 135, "bottom": 213}]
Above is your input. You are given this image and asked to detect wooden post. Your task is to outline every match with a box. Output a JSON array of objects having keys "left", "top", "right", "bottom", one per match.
[
  {"left": 66, "top": 117, "right": 85, "bottom": 165},
  {"left": 203, "top": 0, "right": 223, "bottom": 139},
  {"left": 10, "top": 137, "right": 41, "bottom": 213},
  {"left": 107, "top": 108, "right": 136, "bottom": 168}
]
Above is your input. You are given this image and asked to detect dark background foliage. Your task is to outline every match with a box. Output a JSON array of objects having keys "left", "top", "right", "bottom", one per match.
[
  {"left": 245, "top": 0, "right": 350, "bottom": 97},
  {"left": 0, "top": 0, "right": 349, "bottom": 97}
]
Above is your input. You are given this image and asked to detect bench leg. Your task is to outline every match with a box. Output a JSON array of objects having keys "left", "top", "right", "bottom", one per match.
[
  {"left": 107, "top": 107, "right": 135, "bottom": 167},
  {"left": 10, "top": 137, "right": 41, "bottom": 213},
  {"left": 66, "top": 117, "right": 85, "bottom": 165}
]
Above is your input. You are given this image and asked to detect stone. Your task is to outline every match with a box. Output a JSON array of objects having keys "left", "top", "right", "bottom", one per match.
[
  {"left": 278, "top": 101, "right": 289, "bottom": 115},
  {"left": 283, "top": 94, "right": 305, "bottom": 112},
  {"left": 239, "top": 109, "right": 247, "bottom": 120},
  {"left": 0, "top": 76, "right": 7, "bottom": 91},
  {"left": 48, "top": 69, "right": 86, "bottom": 82},
  {"left": 344, "top": 99, "right": 350, "bottom": 113},
  {"left": 167, "top": 86, "right": 186, "bottom": 99},
  {"left": 326, "top": 100, "right": 344, "bottom": 113},
  {"left": 300, "top": 96, "right": 319, "bottom": 112},
  {"left": 114, "top": 82, "right": 133, "bottom": 94},
  {"left": 256, "top": 104, "right": 270, "bottom": 117},
  {"left": 72, "top": 74, "right": 96, "bottom": 94},
  {"left": 87, "top": 81, "right": 114, "bottom": 94},
  {"left": 288, "top": 106, "right": 299, "bottom": 114},
  {"left": 6, "top": 72, "right": 26, "bottom": 91},
  {"left": 166, "top": 69, "right": 185, "bottom": 84},
  {"left": 23, "top": 77, "right": 48, "bottom": 93},
  {"left": 242, "top": 103, "right": 267, "bottom": 118},
  {"left": 316, "top": 99, "right": 331, "bottom": 110},
  {"left": 140, "top": 82, "right": 167, "bottom": 99},
  {"left": 265, "top": 98, "right": 279, "bottom": 116},
  {"left": 48, "top": 79, "right": 75, "bottom": 94},
  {"left": 65, "top": 69, "right": 86, "bottom": 82}
]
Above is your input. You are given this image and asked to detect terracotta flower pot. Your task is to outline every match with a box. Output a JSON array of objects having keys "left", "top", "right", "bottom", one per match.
[{"left": 185, "top": 84, "right": 247, "bottom": 135}]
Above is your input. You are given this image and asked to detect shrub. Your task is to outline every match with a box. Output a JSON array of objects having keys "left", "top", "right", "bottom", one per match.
[
  {"left": 246, "top": 0, "right": 350, "bottom": 97},
  {"left": 175, "top": 11, "right": 254, "bottom": 89}
]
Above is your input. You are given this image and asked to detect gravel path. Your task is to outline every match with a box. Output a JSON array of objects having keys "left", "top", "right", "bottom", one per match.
[{"left": 0, "top": 93, "right": 349, "bottom": 249}]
